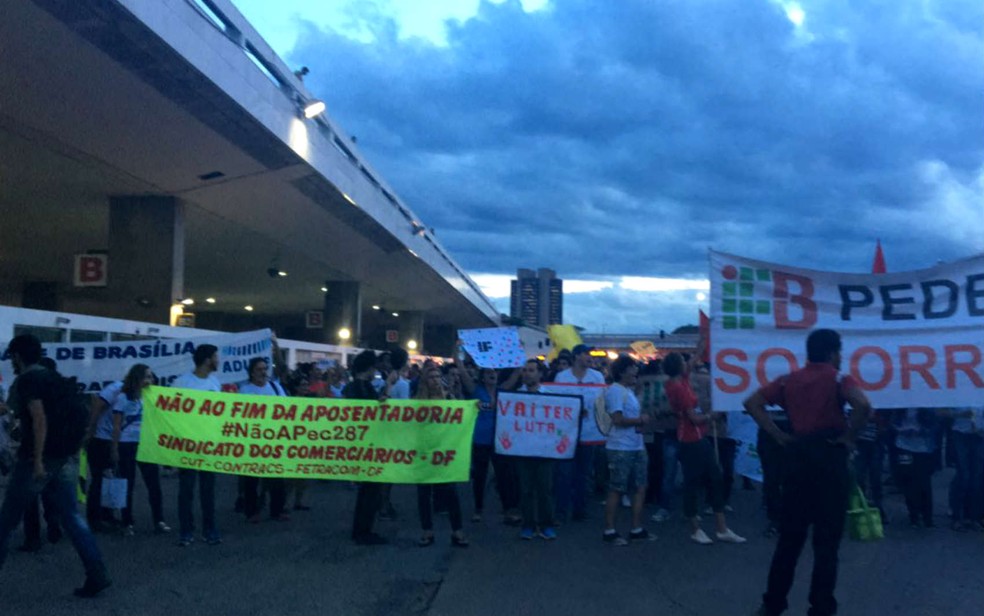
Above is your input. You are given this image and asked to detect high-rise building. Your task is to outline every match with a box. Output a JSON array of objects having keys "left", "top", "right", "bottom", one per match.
[{"left": 509, "top": 268, "right": 563, "bottom": 327}]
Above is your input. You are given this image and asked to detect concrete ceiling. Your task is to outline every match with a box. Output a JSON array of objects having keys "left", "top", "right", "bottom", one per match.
[{"left": 0, "top": 0, "right": 495, "bottom": 328}]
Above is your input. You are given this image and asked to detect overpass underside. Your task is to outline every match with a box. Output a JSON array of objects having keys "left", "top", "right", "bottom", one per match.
[{"left": 0, "top": 0, "right": 497, "bottom": 355}]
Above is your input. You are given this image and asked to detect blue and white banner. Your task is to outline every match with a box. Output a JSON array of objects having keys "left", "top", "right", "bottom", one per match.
[{"left": 1, "top": 329, "right": 272, "bottom": 394}]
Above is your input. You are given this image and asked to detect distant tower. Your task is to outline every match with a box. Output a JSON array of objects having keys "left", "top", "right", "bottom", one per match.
[{"left": 510, "top": 268, "right": 563, "bottom": 326}]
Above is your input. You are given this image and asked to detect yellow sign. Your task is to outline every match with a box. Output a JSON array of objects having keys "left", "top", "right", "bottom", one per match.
[{"left": 137, "top": 387, "right": 478, "bottom": 484}]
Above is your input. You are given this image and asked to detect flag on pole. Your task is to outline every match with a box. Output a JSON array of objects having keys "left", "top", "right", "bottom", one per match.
[
  {"left": 872, "top": 240, "right": 887, "bottom": 274},
  {"left": 699, "top": 309, "right": 710, "bottom": 364}
]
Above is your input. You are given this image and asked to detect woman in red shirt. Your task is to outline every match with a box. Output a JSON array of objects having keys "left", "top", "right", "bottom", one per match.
[{"left": 664, "top": 352, "right": 745, "bottom": 545}]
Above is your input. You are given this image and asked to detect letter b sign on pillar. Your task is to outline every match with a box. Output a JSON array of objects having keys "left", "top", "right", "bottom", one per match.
[{"left": 74, "top": 254, "right": 108, "bottom": 287}]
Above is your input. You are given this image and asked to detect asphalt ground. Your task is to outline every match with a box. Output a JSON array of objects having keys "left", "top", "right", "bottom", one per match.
[{"left": 1, "top": 465, "right": 982, "bottom": 615}]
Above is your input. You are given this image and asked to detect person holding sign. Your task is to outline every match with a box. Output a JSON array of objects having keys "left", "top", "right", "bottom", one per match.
[
  {"left": 414, "top": 367, "right": 469, "bottom": 548},
  {"left": 461, "top": 365, "right": 521, "bottom": 525},
  {"left": 513, "top": 359, "right": 557, "bottom": 541},
  {"left": 238, "top": 358, "right": 290, "bottom": 523},
  {"left": 345, "top": 350, "right": 389, "bottom": 546},
  {"left": 173, "top": 344, "right": 222, "bottom": 548},
  {"left": 109, "top": 363, "right": 169, "bottom": 536},
  {"left": 745, "top": 329, "right": 872, "bottom": 616},
  {"left": 601, "top": 356, "right": 655, "bottom": 546},
  {"left": 664, "top": 353, "right": 745, "bottom": 546},
  {"left": 554, "top": 344, "right": 606, "bottom": 523}
]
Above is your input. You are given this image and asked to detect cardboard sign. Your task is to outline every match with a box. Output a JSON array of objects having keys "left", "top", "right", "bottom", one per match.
[
  {"left": 494, "top": 391, "right": 581, "bottom": 459},
  {"left": 458, "top": 327, "right": 527, "bottom": 368},
  {"left": 630, "top": 340, "right": 657, "bottom": 356},
  {"left": 541, "top": 382, "right": 607, "bottom": 443}
]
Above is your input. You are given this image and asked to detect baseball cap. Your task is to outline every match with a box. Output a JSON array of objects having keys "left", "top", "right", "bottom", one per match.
[{"left": 571, "top": 344, "right": 594, "bottom": 357}]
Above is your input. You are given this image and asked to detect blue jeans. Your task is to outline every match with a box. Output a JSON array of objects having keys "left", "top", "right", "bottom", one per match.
[
  {"left": 178, "top": 469, "right": 217, "bottom": 537},
  {"left": 0, "top": 457, "right": 106, "bottom": 577},
  {"left": 853, "top": 436, "right": 885, "bottom": 508},
  {"left": 554, "top": 443, "right": 599, "bottom": 519},
  {"left": 659, "top": 434, "right": 679, "bottom": 511},
  {"left": 949, "top": 431, "right": 984, "bottom": 522}
]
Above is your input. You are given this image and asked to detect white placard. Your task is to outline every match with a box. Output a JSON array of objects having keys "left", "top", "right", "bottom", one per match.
[{"left": 494, "top": 391, "right": 581, "bottom": 459}]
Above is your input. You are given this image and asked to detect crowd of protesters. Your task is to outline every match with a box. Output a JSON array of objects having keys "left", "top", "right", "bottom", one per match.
[{"left": 0, "top": 330, "right": 982, "bottom": 612}]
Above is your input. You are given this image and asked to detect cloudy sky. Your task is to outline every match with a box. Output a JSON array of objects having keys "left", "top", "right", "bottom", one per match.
[{"left": 231, "top": 0, "right": 983, "bottom": 333}]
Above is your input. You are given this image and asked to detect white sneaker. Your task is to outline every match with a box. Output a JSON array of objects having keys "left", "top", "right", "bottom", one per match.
[
  {"left": 716, "top": 528, "right": 747, "bottom": 544},
  {"left": 691, "top": 529, "right": 714, "bottom": 545},
  {"left": 651, "top": 509, "right": 670, "bottom": 523}
]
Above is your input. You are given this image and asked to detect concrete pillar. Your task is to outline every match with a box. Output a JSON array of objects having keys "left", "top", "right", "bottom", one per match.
[
  {"left": 398, "top": 310, "right": 424, "bottom": 353},
  {"left": 323, "top": 280, "right": 361, "bottom": 346},
  {"left": 107, "top": 196, "right": 184, "bottom": 322}
]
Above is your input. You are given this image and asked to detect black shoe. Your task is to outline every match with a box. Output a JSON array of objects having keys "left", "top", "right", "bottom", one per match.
[
  {"left": 74, "top": 575, "right": 112, "bottom": 598},
  {"left": 629, "top": 528, "right": 657, "bottom": 542},
  {"left": 17, "top": 541, "right": 42, "bottom": 553},
  {"left": 47, "top": 526, "right": 63, "bottom": 544},
  {"left": 353, "top": 533, "right": 388, "bottom": 546}
]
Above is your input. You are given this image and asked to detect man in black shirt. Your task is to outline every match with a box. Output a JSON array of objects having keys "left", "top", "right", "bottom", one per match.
[
  {"left": 345, "top": 350, "right": 389, "bottom": 545},
  {"left": 0, "top": 335, "right": 111, "bottom": 597}
]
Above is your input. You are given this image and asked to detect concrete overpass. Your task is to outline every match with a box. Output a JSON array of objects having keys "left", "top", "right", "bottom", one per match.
[{"left": 0, "top": 0, "right": 498, "bottom": 354}]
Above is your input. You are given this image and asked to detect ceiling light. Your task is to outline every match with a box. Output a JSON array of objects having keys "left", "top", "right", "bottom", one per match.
[
  {"left": 371, "top": 305, "right": 380, "bottom": 310},
  {"left": 205, "top": 297, "right": 216, "bottom": 304},
  {"left": 277, "top": 270, "right": 288, "bottom": 277},
  {"left": 338, "top": 327, "right": 351, "bottom": 341},
  {"left": 320, "top": 286, "right": 328, "bottom": 292},
  {"left": 181, "top": 298, "right": 195, "bottom": 306},
  {"left": 407, "top": 340, "right": 418, "bottom": 351},
  {"left": 303, "top": 99, "right": 326, "bottom": 119},
  {"left": 244, "top": 305, "right": 254, "bottom": 312},
  {"left": 342, "top": 193, "right": 357, "bottom": 206},
  {"left": 392, "top": 312, "right": 399, "bottom": 317}
]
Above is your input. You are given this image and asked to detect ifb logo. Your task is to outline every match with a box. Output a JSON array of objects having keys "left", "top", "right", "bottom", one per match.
[{"left": 720, "top": 265, "right": 817, "bottom": 330}]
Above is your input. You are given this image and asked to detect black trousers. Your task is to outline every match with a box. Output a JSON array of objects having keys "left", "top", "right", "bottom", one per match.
[
  {"left": 417, "top": 484, "right": 462, "bottom": 532},
  {"left": 472, "top": 445, "right": 520, "bottom": 513},
  {"left": 679, "top": 439, "right": 725, "bottom": 518},
  {"left": 758, "top": 428, "right": 786, "bottom": 525},
  {"left": 351, "top": 482, "right": 384, "bottom": 539},
  {"left": 117, "top": 442, "right": 165, "bottom": 526},
  {"left": 85, "top": 439, "right": 116, "bottom": 526},
  {"left": 243, "top": 476, "right": 288, "bottom": 518},
  {"left": 644, "top": 437, "right": 665, "bottom": 504},
  {"left": 897, "top": 450, "right": 935, "bottom": 525},
  {"left": 714, "top": 437, "right": 737, "bottom": 505},
  {"left": 762, "top": 439, "right": 850, "bottom": 616}
]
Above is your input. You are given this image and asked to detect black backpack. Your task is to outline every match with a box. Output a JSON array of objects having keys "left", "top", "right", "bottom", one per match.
[{"left": 43, "top": 371, "right": 89, "bottom": 458}]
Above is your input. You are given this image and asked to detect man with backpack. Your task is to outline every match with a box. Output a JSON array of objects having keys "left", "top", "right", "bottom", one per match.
[{"left": 0, "top": 334, "right": 111, "bottom": 597}]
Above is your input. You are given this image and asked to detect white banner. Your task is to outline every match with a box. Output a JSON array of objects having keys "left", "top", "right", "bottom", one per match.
[
  {"left": 0, "top": 329, "right": 272, "bottom": 394},
  {"left": 458, "top": 327, "right": 528, "bottom": 369},
  {"left": 494, "top": 391, "right": 581, "bottom": 459},
  {"left": 541, "top": 382, "right": 607, "bottom": 444},
  {"left": 710, "top": 250, "right": 984, "bottom": 410}
]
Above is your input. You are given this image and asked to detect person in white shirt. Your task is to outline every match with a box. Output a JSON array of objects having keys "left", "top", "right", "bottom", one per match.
[
  {"left": 172, "top": 344, "right": 222, "bottom": 547},
  {"left": 602, "top": 355, "right": 655, "bottom": 545},
  {"left": 85, "top": 380, "right": 123, "bottom": 531},
  {"left": 109, "top": 363, "right": 169, "bottom": 535},
  {"left": 553, "top": 344, "right": 605, "bottom": 522},
  {"left": 238, "top": 357, "right": 290, "bottom": 523}
]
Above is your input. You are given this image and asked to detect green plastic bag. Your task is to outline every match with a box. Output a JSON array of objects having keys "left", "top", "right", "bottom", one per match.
[{"left": 846, "top": 482, "right": 884, "bottom": 541}]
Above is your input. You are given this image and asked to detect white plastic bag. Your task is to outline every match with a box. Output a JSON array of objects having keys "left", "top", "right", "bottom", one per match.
[{"left": 100, "top": 476, "right": 128, "bottom": 509}]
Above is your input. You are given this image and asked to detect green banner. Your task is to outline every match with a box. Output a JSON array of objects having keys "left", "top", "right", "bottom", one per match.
[{"left": 137, "top": 386, "right": 478, "bottom": 483}]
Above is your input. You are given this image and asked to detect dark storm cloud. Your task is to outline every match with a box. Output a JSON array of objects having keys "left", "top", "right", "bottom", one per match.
[{"left": 287, "top": 0, "right": 983, "bottom": 282}]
